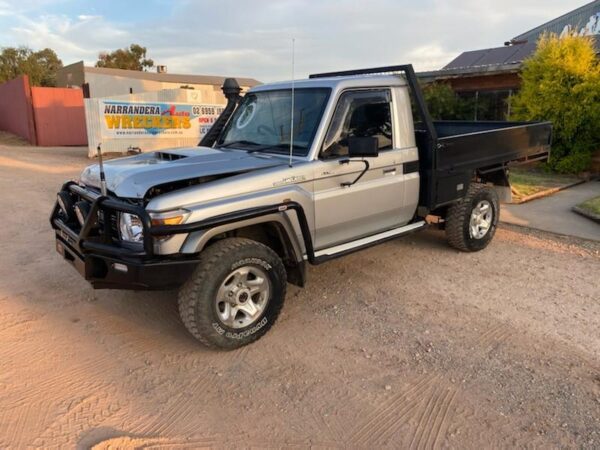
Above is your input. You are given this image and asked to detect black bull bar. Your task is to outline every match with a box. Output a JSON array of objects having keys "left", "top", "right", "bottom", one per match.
[{"left": 49, "top": 182, "right": 318, "bottom": 289}]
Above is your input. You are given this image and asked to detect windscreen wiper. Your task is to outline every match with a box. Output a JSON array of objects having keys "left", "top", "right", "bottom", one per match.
[
  {"left": 220, "top": 141, "right": 306, "bottom": 154},
  {"left": 248, "top": 143, "right": 306, "bottom": 154},
  {"left": 219, "top": 140, "right": 262, "bottom": 148},
  {"left": 271, "top": 143, "right": 305, "bottom": 149}
]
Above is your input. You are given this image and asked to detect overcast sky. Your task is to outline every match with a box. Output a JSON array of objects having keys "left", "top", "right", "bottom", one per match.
[{"left": 0, "top": 0, "right": 592, "bottom": 81}]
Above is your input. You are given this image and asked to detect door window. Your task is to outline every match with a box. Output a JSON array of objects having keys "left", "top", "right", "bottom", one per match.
[{"left": 321, "top": 90, "right": 393, "bottom": 159}]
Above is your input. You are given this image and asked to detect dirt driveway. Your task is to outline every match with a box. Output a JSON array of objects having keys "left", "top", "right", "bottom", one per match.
[{"left": 0, "top": 146, "right": 599, "bottom": 449}]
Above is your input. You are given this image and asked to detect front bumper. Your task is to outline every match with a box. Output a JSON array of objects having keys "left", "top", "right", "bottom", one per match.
[
  {"left": 51, "top": 182, "right": 198, "bottom": 290},
  {"left": 54, "top": 234, "right": 197, "bottom": 290}
]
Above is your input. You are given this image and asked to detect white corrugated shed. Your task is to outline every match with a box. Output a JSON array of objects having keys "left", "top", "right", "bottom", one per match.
[{"left": 84, "top": 88, "right": 226, "bottom": 157}]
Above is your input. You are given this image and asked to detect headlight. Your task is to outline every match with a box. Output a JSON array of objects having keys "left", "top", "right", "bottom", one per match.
[{"left": 119, "top": 212, "right": 144, "bottom": 243}]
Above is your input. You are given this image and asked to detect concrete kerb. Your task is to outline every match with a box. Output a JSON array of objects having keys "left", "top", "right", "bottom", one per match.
[
  {"left": 509, "top": 179, "right": 586, "bottom": 205},
  {"left": 572, "top": 205, "right": 600, "bottom": 224}
]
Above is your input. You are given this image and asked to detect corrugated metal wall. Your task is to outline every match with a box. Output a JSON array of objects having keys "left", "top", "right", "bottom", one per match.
[
  {"left": 31, "top": 87, "right": 87, "bottom": 146},
  {"left": 85, "top": 89, "right": 226, "bottom": 157},
  {"left": 0, "top": 75, "right": 37, "bottom": 144}
]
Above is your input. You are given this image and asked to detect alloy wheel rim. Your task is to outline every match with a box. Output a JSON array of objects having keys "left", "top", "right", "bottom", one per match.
[
  {"left": 215, "top": 266, "right": 270, "bottom": 329},
  {"left": 469, "top": 200, "right": 493, "bottom": 239}
]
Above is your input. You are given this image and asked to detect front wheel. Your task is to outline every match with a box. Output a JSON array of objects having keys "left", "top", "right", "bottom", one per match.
[
  {"left": 178, "top": 238, "right": 287, "bottom": 349},
  {"left": 445, "top": 183, "right": 499, "bottom": 252}
]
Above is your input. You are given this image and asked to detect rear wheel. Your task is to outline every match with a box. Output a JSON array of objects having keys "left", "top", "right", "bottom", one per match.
[
  {"left": 445, "top": 183, "right": 499, "bottom": 252},
  {"left": 178, "top": 238, "right": 287, "bottom": 349}
]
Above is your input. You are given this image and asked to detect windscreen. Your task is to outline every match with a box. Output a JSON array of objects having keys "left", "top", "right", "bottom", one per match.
[{"left": 218, "top": 88, "right": 330, "bottom": 156}]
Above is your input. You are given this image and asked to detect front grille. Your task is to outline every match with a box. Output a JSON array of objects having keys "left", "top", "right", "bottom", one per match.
[
  {"left": 55, "top": 183, "right": 152, "bottom": 256},
  {"left": 69, "top": 200, "right": 119, "bottom": 242},
  {"left": 108, "top": 210, "right": 120, "bottom": 241}
]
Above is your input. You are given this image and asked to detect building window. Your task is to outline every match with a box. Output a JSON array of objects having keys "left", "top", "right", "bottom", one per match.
[{"left": 457, "top": 89, "right": 515, "bottom": 121}]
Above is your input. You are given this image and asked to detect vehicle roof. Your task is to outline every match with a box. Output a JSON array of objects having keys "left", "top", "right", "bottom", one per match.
[{"left": 250, "top": 74, "right": 407, "bottom": 92}]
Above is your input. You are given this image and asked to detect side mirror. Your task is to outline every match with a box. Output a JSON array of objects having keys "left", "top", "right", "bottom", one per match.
[{"left": 347, "top": 136, "right": 379, "bottom": 157}]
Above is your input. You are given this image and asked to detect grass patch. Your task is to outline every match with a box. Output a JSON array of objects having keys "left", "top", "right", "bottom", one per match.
[
  {"left": 509, "top": 167, "right": 580, "bottom": 199},
  {"left": 577, "top": 196, "right": 600, "bottom": 216}
]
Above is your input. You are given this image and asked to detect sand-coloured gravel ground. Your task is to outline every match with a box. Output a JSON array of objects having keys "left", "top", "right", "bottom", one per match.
[{"left": 0, "top": 145, "right": 598, "bottom": 448}]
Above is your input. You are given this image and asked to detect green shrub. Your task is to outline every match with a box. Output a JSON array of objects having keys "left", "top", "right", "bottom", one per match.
[
  {"left": 422, "top": 82, "right": 473, "bottom": 120},
  {"left": 511, "top": 33, "right": 600, "bottom": 173}
]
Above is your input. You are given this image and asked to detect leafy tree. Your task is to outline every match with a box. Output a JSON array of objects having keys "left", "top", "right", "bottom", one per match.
[
  {"left": 511, "top": 33, "right": 600, "bottom": 173},
  {"left": 95, "top": 44, "right": 154, "bottom": 71},
  {"left": 422, "top": 82, "right": 473, "bottom": 120},
  {"left": 0, "top": 46, "right": 63, "bottom": 86}
]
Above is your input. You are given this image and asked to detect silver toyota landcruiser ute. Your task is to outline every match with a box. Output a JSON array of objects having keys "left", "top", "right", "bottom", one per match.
[{"left": 51, "top": 65, "right": 552, "bottom": 349}]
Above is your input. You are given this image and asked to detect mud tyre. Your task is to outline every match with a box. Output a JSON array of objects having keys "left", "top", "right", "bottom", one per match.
[
  {"left": 445, "top": 183, "right": 499, "bottom": 252},
  {"left": 178, "top": 238, "right": 287, "bottom": 349}
]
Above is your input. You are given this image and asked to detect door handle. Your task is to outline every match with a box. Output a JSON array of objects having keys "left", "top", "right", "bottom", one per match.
[{"left": 383, "top": 168, "right": 396, "bottom": 175}]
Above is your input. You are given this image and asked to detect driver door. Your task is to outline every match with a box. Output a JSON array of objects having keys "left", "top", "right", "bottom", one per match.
[{"left": 313, "top": 89, "right": 409, "bottom": 250}]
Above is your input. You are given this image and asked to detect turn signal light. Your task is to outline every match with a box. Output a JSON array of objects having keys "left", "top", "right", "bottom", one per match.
[
  {"left": 151, "top": 215, "right": 186, "bottom": 226},
  {"left": 149, "top": 209, "right": 190, "bottom": 241}
]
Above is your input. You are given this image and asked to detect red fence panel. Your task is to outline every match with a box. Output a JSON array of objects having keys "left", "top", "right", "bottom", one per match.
[
  {"left": 0, "top": 75, "right": 36, "bottom": 144},
  {"left": 31, "top": 87, "right": 87, "bottom": 146}
]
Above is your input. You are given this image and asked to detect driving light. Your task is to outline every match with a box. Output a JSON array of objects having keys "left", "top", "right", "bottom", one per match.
[
  {"left": 119, "top": 212, "right": 144, "bottom": 243},
  {"left": 57, "top": 191, "right": 74, "bottom": 220},
  {"left": 74, "top": 201, "right": 91, "bottom": 226},
  {"left": 112, "top": 263, "right": 128, "bottom": 273}
]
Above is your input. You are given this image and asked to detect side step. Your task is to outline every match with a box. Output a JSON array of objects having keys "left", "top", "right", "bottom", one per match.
[{"left": 311, "top": 221, "right": 427, "bottom": 264}]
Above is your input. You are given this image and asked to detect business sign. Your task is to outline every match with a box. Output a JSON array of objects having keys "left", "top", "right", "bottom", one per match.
[{"left": 99, "top": 100, "right": 224, "bottom": 139}]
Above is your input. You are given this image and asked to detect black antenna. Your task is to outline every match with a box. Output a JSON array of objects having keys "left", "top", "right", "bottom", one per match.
[{"left": 96, "top": 143, "right": 107, "bottom": 196}]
